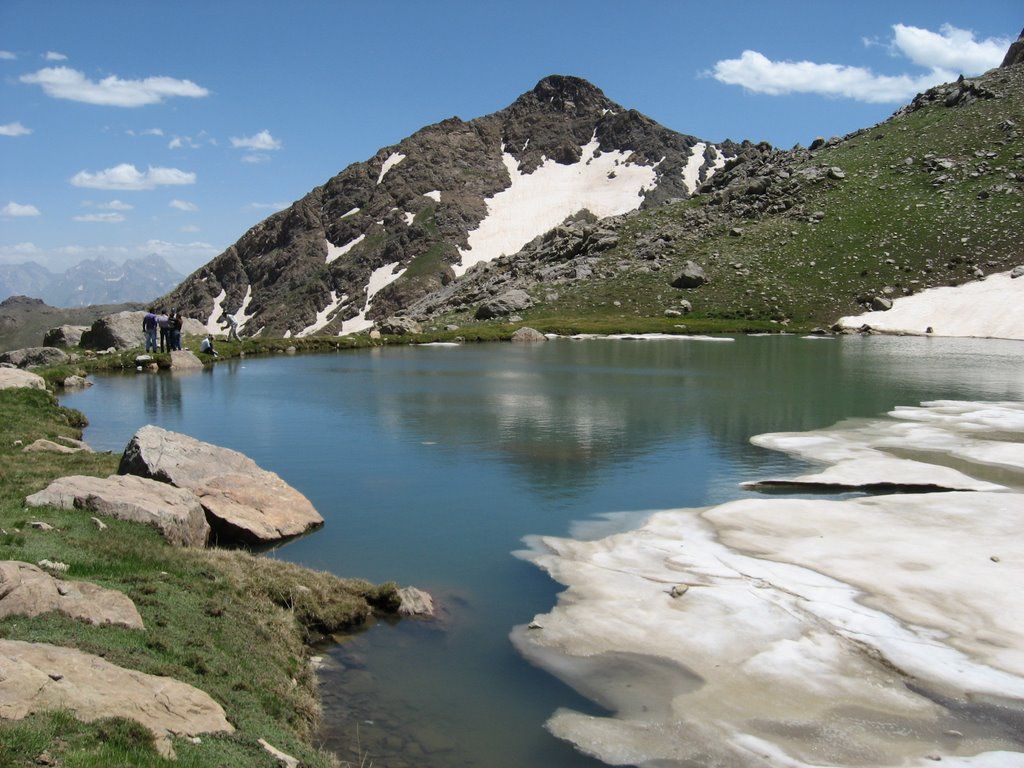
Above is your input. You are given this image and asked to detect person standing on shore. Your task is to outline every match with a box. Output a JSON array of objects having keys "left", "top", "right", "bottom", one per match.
[
  {"left": 226, "top": 312, "right": 240, "bottom": 342},
  {"left": 142, "top": 310, "right": 158, "bottom": 353},
  {"left": 170, "top": 309, "right": 184, "bottom": 351},
  {"left": 157, "top": 309, "right": 170, "bottom": 353}
]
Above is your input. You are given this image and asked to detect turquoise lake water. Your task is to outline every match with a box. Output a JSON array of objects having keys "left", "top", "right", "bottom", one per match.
[{"left": 63, "top": 335, "right": 1024, "bottom": 767}]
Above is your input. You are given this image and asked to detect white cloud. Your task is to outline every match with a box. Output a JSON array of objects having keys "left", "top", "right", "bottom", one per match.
[
  {"left": 0, "top": 122, "right": 31, "bottom": 137},
  {"left": 70, "top": 163, "right": 196, "bottom": 190},
  {"left": 230, "top": 129, "right": 281, "bottom": 151},
  {"left": 73, "top": 212, "right": 125, "bottom": 223},
  {"left": 1, "top": 239, "right": 217, "bottom": 270},
  {"left": 44, "top": 51, "right": 68, "bottom": 61},
  {"left": 711, "top": 24, "right": 1010, "bottom": 104},
  {"left": 169, "top": 199, "right": 198, "bottom": 212},
  {"left": 891, "top": 24, "right": 1010, "bottom": 73},
  {"left": 85, "top": 199, "right": 133, "bottom": 210},
  {"left": 20, "top": 66, "right": 209, "bottom": 107},
  {"left": 241, "top": 153, "right": 269, "bottom": 164},
  {"left": 0, "top": 51, "right": 16, "bottom": 60},
  {"left": 1, "top": 202, "right": 41, "bottom": 217},
  {"left": 180, "top": 224, "right": 200, "bottom": 233},
  {"left": 126, "top": 127, "right": 164, "bottom": 137}
]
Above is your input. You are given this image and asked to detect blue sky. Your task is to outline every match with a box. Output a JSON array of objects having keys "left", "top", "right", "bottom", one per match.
[{"left": 1, "top": 0, "right": 1019, "bottom": 273}]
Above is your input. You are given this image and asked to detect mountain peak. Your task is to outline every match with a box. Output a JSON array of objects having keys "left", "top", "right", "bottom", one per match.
[
  {"left": 514, "top": 74, "right": 616, "bottom": 115},
  {"left": 1001, "top": 28, "right": 1024, "bottom": 68}
]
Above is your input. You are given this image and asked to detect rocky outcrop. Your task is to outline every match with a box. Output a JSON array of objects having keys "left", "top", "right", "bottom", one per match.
[
  {"left": 510, "top": 327, "right": 546, "bottom": 343},
  {"left": 0, "top": 560, "right": 143, "bottom": 629},
  {"left": 0, "top": 346, "right": 68, "bottom": 369},
  {"left": 1001, "top": 28, "right": 1024, "bottom": 68},
  {"left": 43, "top": 325, "right": 88, "bottom": 348},
  {"left": 118, "top": 426, "right": 323, "bottom": 544},
  {"left": 475, "top": 289, "right": 533, "bottom": 319},
  {"left": 26, "top": 474, "right": 210, "bottom": 547},
  {"left": 0, "top": 368, "right": 45, "bottom": 391},
  {"left": 0, "top": 639, "right": 233, "bottom": 758}
]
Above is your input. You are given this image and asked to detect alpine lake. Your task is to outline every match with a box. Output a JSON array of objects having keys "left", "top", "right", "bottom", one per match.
[{"left": 60, "top": 334, "right": 1024, "bottom": 768}]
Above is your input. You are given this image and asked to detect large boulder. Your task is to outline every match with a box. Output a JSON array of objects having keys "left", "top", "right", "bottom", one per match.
[
  {"left": 0, "top": 347, "right": 68, "bottom": 369},
  {"left": 23, "top": 439, "right": 86, "bottom": 454},
  {"left": 169, "top": 350, "right": 204, "bottom": 370},
  {"left": 475, "top": 289, "right": 533, "bottom": 319},
  {"left": 0, "top": 560, "right": 143, "bottom": 629},
  {"left": 80, "top": 311, "right": 147, "bottom": 350},
  {"left": 670, "top": 261, "right": 708, "bottom": 289},
  {"left": 43, "top": 325, "right": 88, "bottom": 348},
  {"left": 510, "top": 327, "right": 546, "bottom": 343},
  {"left": 0, "top": 368, "right": 45, "bottom": 391},
  {"left": 378, "top": 316, "right": 423, "bottom": 335},
  {"left": 0, "top": 639, "right": 234, "bottom": 758},
  {"left": 118, "top": 426, "right": 323, "bottom": 544},
  {"left": 26, "top": 474, "right": 210, "bottom": 547}
]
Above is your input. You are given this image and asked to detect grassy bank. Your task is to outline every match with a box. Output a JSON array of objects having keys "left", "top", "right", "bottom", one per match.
[{"left": 0, "top": 386, "right": 399, "bottom": 767}]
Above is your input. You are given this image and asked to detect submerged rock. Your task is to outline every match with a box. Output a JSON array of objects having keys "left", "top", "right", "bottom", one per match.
[
  {"left": 396, "top": 587, "right": 435, "bottom": 617},
  {"left": 26, "top": 474, "right": 210, "bottom": 547},
  {"left": 0, "top": 560, "right": 143, "bottom": 629},
  {"left": 118, "top": 426, "right": 323, "bottom": 544},
  {"left": 0, "top": 639, "right": 233, "bottom": 758}
]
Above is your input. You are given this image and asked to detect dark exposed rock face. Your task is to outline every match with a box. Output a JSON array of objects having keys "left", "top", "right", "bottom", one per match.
[
  {"left": 1001, "top": 28, "right": 1024, "bottom": 68},
  {"left": 163, "top": 76, "right": 736, "bottom": 337},
  {"left": 0, "top": 346, "right": 68, "bottom": 369}
]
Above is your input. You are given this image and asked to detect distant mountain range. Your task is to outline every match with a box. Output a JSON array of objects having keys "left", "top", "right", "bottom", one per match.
[{"left": 0, "top": 254, "right": 182, "bottom": 308}]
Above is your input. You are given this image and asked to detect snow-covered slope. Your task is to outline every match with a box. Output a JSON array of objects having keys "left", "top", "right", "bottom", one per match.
[{"left": 839, "top": 271, "right": 1024, "bottom": 340}]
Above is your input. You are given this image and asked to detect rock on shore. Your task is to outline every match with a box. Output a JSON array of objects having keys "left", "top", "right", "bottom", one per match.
[
  {"left": 118, "top": 426, "right": 323, "bottom": 544},
  {"left": 0, "top": 368, "right": 45, "bottom": 391},
  {"left": 0, "top": 560, "right": 143, "bottom": 629},
  {"left": 26, "top": 474, "right": 210, "bottom": 547},
  {"left": 0, "top": 639, "right": 233, "bottom": 758}
]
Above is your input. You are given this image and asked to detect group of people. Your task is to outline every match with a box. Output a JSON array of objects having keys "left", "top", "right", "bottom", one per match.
[{"left": 142, "top": 309, "right": 186, "bottom": 353}]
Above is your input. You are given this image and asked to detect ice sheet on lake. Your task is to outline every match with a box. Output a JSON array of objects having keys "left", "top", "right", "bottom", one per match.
[{"left": 516, "top": 399, "right": 1024, "bottom": 767}]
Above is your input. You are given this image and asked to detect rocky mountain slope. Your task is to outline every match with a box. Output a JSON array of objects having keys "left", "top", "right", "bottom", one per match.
[
  {"left": 163, "top": 76, "right": 737, "bottom": 337},
  {"left": 408, "top": 50, "right": 1023, "bottom": 333},
  {"left": 0, "top": 255, "right": 182, "bottom": 308}
]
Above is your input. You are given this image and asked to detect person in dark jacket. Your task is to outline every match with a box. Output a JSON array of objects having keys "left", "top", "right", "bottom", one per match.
[
  {"left": 142, "top": 310, "right": 158, "bottom": 352},
  {"left": 156, "top": 310, "right": 170, "bottom": 353},
  {"left": 170, "top": 310, "right": 184, "bottom": 351}
]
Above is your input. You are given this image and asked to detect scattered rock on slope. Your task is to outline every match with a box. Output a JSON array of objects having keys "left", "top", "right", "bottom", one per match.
[
  {"left": 118, "top": 426, "right": 323, "bottom": 544},
  {"left": 670, "top": 261, "right": 708, "bottom": 289},
  {"left": 26, "top": 474, "right": 211, "bottom": 547},
  {"left": 476, "top": 289, "right": 533, "bottom": 319},
  {"left": 0, "top": 560, "right": 143, "bottom": 629},
  {"left": 378, "top": 316, "right": 423, "bottom": 335},
  {"left": 0, "top": 639, "right": 233, "bottom": 758}
]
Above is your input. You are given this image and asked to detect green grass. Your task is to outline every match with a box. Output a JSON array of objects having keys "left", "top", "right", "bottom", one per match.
[{"left": 0, "top": 387, "right": 398, "bottom": 767}]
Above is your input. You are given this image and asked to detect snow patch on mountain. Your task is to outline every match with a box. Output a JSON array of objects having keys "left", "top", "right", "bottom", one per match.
[
  {"left": 377, "top": 152, "right": 406, "bottom": 184},
  {"left": 681, "top": 142, "right": 707, "bottom": 194},
  {"left": 341, "top": 207, "right": 360, "bottom": 218},
  {"left": 339, "top": 262, "right": 407, "bottom": 335},
  {"left": 297, "top": 290, "right": 346, "bottom": 337},
  {"left": 423, "top": 190, "right": 441, "bottom": 202},
  {"left": 325, "top": 234, "right": 366, "bottom": 264},
  {"left": 205, "top": 289, "right": 226, "bottom": 334},
  {"left": 233, "top": 285, "right": 255, "bottom": 332},
  {"left": 453, "top": 136, "right": 657, "bottom": 277},
  {"left": 838, "top": 271, "right": 1024, "bottom": 340}
]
